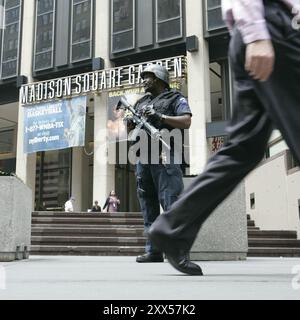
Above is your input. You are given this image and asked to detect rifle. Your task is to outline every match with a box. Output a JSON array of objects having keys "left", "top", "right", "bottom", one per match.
[{"left": 116, "top": 96, "right": 171, "bottom": 151}]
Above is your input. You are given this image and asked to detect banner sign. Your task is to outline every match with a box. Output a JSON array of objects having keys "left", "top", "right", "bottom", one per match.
[
  {"left": 23, "top": 96, "right": 86, "bottom": 154},
  {"left": 107, "top": 87, "right": 144, "bottom": 143},
  {"left": 208, "top": 136, "right": 225, "bottom": 154},
  {"left": 20, "top": 56, "right": 187, "bottom": 105}
]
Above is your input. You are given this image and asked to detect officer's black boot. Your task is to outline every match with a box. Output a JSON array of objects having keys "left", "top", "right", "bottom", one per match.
[{"left": 136, "top": 253, "right": 164, "bottom": 263}]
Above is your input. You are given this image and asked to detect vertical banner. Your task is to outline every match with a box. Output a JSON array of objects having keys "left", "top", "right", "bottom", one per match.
[{"left": 23, "top": 96, "right": 87, "bottom": 154}]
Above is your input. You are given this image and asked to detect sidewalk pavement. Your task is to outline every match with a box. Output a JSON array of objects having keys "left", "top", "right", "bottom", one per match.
[{"left": 0, "top": 256, "right": 300, "bottom": 300}]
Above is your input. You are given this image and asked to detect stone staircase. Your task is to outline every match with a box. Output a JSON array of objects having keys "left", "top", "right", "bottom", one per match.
[
  {"left": 30, "top": 212, "right": 146, "bottom": 256},
  {"left": 247, "top": 214, "right": 300, "bottom": 257},
  {"left": 30, "top": 212, "right": 300, "bottom": 257}
]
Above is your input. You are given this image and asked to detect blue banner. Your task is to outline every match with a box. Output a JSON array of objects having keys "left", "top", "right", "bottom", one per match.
[{"left": 24, "top": 96, "right": 87, "bottom": 154}]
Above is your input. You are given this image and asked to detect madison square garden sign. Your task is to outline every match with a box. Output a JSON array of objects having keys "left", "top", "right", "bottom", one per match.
[{"left": 21, "top": 56, "right": 187, "bottom": 156}]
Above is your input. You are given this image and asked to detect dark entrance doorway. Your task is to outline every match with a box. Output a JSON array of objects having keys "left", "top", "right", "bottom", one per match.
[
  {"left": 115, "top": 163, "right": 140, "bottom": 213},
  {"left": 35, "top": 149, "right": 72, "bottom": 211}
]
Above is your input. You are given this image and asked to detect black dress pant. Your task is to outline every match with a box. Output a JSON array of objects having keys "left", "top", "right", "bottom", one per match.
[{"left": 150, "top": 1, "right": 300, "bottom": 253}]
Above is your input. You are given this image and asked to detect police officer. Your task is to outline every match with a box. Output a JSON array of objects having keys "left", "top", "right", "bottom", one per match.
[{"left": 129, "top": 64, "right": 197, "bottom": 268}]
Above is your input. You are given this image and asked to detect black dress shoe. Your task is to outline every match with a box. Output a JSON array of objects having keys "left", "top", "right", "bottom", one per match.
[
  {"left": 148, "top": 226, "right": 203, "bottom": 275},
  {"left": 166, "top": 252, "right": 203, "bottom": 276},
  {"left": 136, "top": 253, "right": 164, "bottom": 263}
]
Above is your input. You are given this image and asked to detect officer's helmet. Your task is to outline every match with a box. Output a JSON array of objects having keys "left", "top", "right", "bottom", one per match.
[{"left": 141, "top": 64, "right": 170, "bottom": 87}]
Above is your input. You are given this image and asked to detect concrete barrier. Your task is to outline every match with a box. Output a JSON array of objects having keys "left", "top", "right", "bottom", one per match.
[
  {"left": 182, "top": 178, "right": 248, "bottom": 261},
  {"left": 0, "top": 176, "right": 32, "bottom": 262}
]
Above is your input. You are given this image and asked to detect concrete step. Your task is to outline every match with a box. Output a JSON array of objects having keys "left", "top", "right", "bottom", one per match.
[
  {"left": 30, "top": 211, "right": 300, "bottom": 258},
  {"left": 32, "top": 217, "right": 144, "bottom": 225},
  {"left": 32, "top": 224, "right": 144, "bottom": 229},
  {"left": 30, "top": 245, "right": 145, "bottom": 256},
  {"left": 32, "top": 212, "right": 143, "bottom": 218},
  {"left": 248, "top": 238, "right": 300, "bottom": 248},
  {"left": 31, "top": 236, "right": 146, "bottom": 246},
  {"left": 32, "top": 226, "right": 144, "bottom": 237},
  {"left": 248, "top": 247, "right": 300, "bottom": 257},
  {"left": 248, "top": 230, "right": 297, "bottom": 239}
]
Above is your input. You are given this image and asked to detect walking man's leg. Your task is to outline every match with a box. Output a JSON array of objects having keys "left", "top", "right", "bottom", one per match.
[
  {"left": 151, "top": 163, "right": 203, "bottom": 274},
  {"left": 149, "top": 1, "right": 300, "bottom": 275}
]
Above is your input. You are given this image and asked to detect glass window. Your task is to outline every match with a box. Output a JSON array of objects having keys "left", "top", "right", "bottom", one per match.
[
  {"left": 37, "top": 0, "right": 53, "bottom": 14},
  {"left": 0, "top": 129, "right": 14, "bottom": 154},
  {"left": 210, "top": 62, "right": 227, "bottom": 122},
  {"left": 34, "top": 0, "right": 55, "bottom": 71},
  {"left": 35, "top": 149, "right": 72, "bottom": 211},
  {"left": 0, "top": 158, "right": 16, "bottom": 173},
  {"left": 206, "top": 0, "right": 225, "bottom": 31},
  {"left": 206, "top": 60, "right": 232, "bottom": 155},
  {"left": 71, "top": 0, "right": 93, "bottom": 62},
  {"left": 156, "top": 0, "right": 182, "bottom": 42},
  {"left": 111, "top": 0, "right": 134, "bottom": 53},
  {"left": 0, "top": 0, "right": 22, "bottom": 79}
]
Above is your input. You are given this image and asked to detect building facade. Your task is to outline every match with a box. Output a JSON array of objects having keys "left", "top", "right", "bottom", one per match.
[{"left": 0, "top": 0, "right": 299, "bottom": 237}]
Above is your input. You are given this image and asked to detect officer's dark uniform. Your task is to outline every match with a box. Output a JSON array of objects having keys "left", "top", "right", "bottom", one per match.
[{"left": 134, "top": 89, "right": 192, "bottom": 256}]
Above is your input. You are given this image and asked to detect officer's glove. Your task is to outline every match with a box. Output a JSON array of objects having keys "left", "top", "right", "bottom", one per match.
[{"left": 143, "top": 106, "right": 162, "bottom": 123}]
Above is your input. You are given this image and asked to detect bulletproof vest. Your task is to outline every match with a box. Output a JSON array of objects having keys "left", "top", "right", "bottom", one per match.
[
  {"left": 133, "top": 90, "right": 187, "bottom": 166},
  {"left": 135, "top": 89, "right": 183, "bottom": 130}
]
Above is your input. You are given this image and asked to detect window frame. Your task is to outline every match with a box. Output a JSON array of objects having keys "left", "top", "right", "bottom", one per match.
[
  {"left": 208, "top": 58, "right": 232, "bottom": 123},
  {"left": 206, "top": 58, "right": 233, "bottom": 143},
  {"left": 0, "top": 0, "right": 22, "bottom": 80},
  {"left": 155, "top": 0, "right": 183, "bottom": 43},
  {"left": 70, "top": 0, "right": 94, "bottom": 63},
  {"left": 33, "top": 0, "right": 56, "bottom": 72},
  {"left": 111, "top": 0, "right": 135, "bottom": 54},
  {"left": 0, "top": 126, "right": 16, "bottom": 156},
  {"left": 205, "top": 0, "right": 226, "bottom": 34}
]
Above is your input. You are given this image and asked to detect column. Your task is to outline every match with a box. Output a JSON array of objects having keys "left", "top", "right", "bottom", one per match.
[
  {"left": 15, "top": 0, "right": 36, "bottom": 206},
  {"left": 71, "top": 148, "right": 83, "bottom": 211},
  {"left": 93, "top": 0, "right": 115, "bottom": 206},
  {"left": 185, "top": 0, "right": 211, "bottom": 175},
  {"left": 93, "top": 95, "right": 115, "bottom": 207}
]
